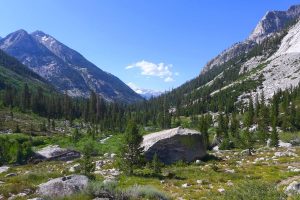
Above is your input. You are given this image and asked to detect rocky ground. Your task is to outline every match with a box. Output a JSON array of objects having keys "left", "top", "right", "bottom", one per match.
[{"left": 0, "top": 142, "right": 299, "bottom": 199}]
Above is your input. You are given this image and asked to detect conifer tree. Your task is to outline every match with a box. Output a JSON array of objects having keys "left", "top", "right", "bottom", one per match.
[
  {"left": 151, "top": 153, "right": 162, "bottom": 174},
  {"left": 241, "top": 129, "right": 254, "bottom": 155},
  {"left": 80, "top": 142, "right": 95, "bottom": 179},
  {"left": 270, "top": 119, "right": 279, "bottom": 147},
  {"left": 120, "top": 120, "right": 144, "bottom": 175}
]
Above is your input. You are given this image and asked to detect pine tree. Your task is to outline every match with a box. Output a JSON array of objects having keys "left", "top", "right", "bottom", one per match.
[
  {"left": 270, "top": 119, "right": 279, "bottom": 147},
  {"left": 230, "top": 112, "right": 239, "bottom": 137},
  {"left": 21, "top": 83, "right": 30, "bottom": 111},
  {"left": 120, "top": 121, "right": 144, "bottom": 175},
  {"left": 241, "top": 129, "right": 255, "bottom": 155},
  {"left": 14, "top": 124, "right": 21, "bottom": 133},
  {"left": 151, "top": 153, "right": 162, "bottom": 174},
  {"left": 258, "top": 92, "right": 269, "bottom": 143},
  {"left": 80, "top": 142, "right": 95, "bottom": 179},
  {"left": 72, "top": 128, "right": 81, "bottom": 143},
  {"left": 199, "top": 115, "right": 209, "bottom": 149}
]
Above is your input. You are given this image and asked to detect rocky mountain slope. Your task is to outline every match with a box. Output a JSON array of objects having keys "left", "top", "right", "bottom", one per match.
[
  {"left": 0, "top": 30, "right": 143, "bottom": 103},
  {"left": 148, "top": 4, "right": 300, "bottom": 115},
  {"left": 201, "top": 5, "right": 300, "bottom": 75},
  {"left": 0, "top": 49, "right": 52, "bottom": 91}
]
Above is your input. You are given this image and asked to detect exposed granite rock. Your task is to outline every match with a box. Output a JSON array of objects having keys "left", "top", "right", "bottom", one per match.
[
  {"left": 141, "top": 127, "right": 206, "bottom": 164},
  {"left": 33, "top": 145, "right": 80, "bottom": 162},
  {"left": 36, "top": 175, "right": 88, "bottom": 198}
]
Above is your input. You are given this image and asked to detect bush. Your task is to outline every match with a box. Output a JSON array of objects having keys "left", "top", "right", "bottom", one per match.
[
  {"left": 86, "top": 180, "right": 118, "bottom": 198},
  {"left": 86, "top": 181, "right": 169, "bottom": 200},
  {"left": 125, "top": 185, "right": 169, "bottom": 200},
  {"left": 218, "top": 180, "right": 286, "bottom": 200}
]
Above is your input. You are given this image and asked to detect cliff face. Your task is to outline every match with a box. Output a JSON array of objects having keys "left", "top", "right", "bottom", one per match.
[{"left": 201, "top": 5, "right": 300, "bottom": 75}]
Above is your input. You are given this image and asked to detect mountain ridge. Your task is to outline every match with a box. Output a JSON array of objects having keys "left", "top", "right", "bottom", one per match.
[
  {"left": 0, "top": 30, "right": 143, "bottom": 103},
  {"left": 201, "top": 4, "right": 300, "bottom": 75}
]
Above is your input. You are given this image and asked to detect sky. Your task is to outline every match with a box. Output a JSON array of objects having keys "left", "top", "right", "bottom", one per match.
[{"left": 0, "top": 0, "right": 300, "bottom": 92}]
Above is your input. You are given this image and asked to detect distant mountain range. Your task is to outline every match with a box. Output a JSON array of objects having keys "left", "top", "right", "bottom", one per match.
[
  {"left": 127, "top": 83, "right": 163, "bottom": 99},
  {"left": 0, "top": 30, "right": 143, "bottom": 103}
]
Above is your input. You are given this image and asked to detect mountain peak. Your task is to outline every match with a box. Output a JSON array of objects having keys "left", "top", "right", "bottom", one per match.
[
  {"left": 249, "top": 4, "right": 300, "bottom": 43},
  {"left": 31, "top": 30, "right": 48, "bottom": 37}
]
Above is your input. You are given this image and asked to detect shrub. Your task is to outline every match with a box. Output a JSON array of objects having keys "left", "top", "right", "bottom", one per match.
[
  {"left": 218, "top": 180, "right": 286, "bottom": 200},
  {"left": 125, "top": 185, "right": 170, "bottom": 200}
]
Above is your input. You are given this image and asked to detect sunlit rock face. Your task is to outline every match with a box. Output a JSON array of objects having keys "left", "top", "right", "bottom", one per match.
[{"left": 142, "top": 127, "right": 207, "bottom": 165}]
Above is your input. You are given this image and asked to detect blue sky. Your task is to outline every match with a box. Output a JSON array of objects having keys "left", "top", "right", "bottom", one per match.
[{"left": 0, "top": 0, "right": 299, "bottom": 92}]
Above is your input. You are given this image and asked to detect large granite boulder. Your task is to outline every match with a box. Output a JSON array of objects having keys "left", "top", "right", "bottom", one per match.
[
  {"left": 37, "top": 175, "right": 88, "bottom": 198},
  {"left": 33, "top": 145, "right": 80, "bottom": 162},
  {"left": 141, "top": 127, "right": 206, "bottom": 164}
]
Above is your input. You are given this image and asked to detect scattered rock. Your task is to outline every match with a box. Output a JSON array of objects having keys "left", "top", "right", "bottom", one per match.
[
  {"left": 254, "top": 157, "right": 265, "bottom": 162},
  {"left": 69, "top": 163, "right": 81, "bottom": 172},
  {"left": 224, "top": 169, "right": 235, "bottom": 174},
  {"left": 27, "top": 198, "right": 45, "bottom": 200},
  {"left": 34, "top": 145, "right": 80, "bottom": 162},
  {"left": 5, "top": 173, "right": 16, "bottom": 177},
  {"left": 287, "top": 166, "right": 300, "bottom": 172},
  {"left": 142, "top": 127, "right": 207, "bottom": 164},
  {"left": 274, "top": 151, "right": 298, "bottom": 157},
  {"left": 196, "top": 180, "right": 203, "bottom": 184},
  {"left": 218, "top": 188, "right": 225, "bottom": 193},
  {"left": 0, "top": 166, "right": 9, "bottom": 173},
  {"left": 37, "top": 175, "right": 88, "bottom": 198},
  {"left": 285, "top": 181, "right": 300, "bottom": 195},
  {"left": 279, "top": 140, "right": 292, "bottom": 148},
  {"left": 181, "top": 183, "right": 190, "bottom": 188},
  {"left": 8, "top": 193, "right": 27, "bottom": 200},
  {"left": 212, "top": 146, "right": 219, "bottom": 151},
  {"left": 100, "top": 135, "right": 112, "bottom": 144},
  {"left": 110, "top": 153, "right": 117, "bottom": 159},
  {"left": 226, "top": 180, "right": 234, "bottom": 186}
]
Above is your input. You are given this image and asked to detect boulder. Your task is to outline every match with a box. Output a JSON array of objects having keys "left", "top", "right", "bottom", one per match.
[
  {"left": 141, "top": 127, "right": 207, "bottom": 164},
  {"left": 285, "top": 181, "right": 300, "bottom": 195},
  {"left": 34, "top": 145, "right": 80, "bottom": 162},
  {"left": 0, "top": 166, "right": 9, "bottom": 174},
  {"left": 37, "top": 175, "right": 88, "bottom": 198}
]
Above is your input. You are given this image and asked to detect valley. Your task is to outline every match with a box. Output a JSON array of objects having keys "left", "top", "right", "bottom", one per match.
[{"left": 0, "top": 2, "right": 300, "bottom": 200}]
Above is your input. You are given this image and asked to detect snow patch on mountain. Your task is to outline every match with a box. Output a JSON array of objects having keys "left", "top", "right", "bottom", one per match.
[{"left": 127, "top": 82, "right": 163, "bottom": 99}]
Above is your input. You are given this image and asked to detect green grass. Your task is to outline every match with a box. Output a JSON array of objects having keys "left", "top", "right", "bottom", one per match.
[{"left": 280, "top": 131, "right": 300, "bottom": 144}]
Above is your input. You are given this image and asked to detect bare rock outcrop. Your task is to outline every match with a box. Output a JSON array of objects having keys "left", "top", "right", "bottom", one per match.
[
  {"left": 33, "top": 145, "right": 80, "bottom": 162},
  {"left": 37, "top": 175, "right": 88, "bottom": 198}
]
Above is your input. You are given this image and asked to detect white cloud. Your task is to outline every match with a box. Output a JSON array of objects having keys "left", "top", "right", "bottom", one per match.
[
  {"left": 126, "top": 60, "right": 177, "bottom": 82},
  {"left": 164, "top": 77, "right": 174, "bottom": 82}
]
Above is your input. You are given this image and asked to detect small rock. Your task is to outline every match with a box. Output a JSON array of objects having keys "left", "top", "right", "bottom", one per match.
[
  {"left": 213, "top": 146, "right": 219, "bottom": 151},
  {"left": 287, "top": 166, "right": 300, "bottom": 172},
  {"left": 110, "top": 153, "right": 117, "bottom": 158},
  {"left": 226, "top": 180, "right": 234, "bottom": 186},
  {"left": 279, "top": 140, "right": 292, "bottom": 148},
  {"left": 5, "top": 173, "right": 16, "bottom": 177},
  {"left": 0, "top": 166, "right": 9, "bottom": 174},
  {"left": 224, "top": 169, "right": 235, "bottom": 174},
  {"left": 196, "top": 180, "right": 203, "bottom": 184},
  {"left": 69, "top": 163, "right": 81, "bottom": 172},
  {"left": 181, "top": 183, "right": 190, "bottom": 188},
  {"left": 218, "top": 188, "right": 225, "bottom": 193},
  {"left": 160, "top": 180, "right": 165, "bottom": 184},
  {"left": 104, "top": 153, "right": 109, "bottom": 157}
]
